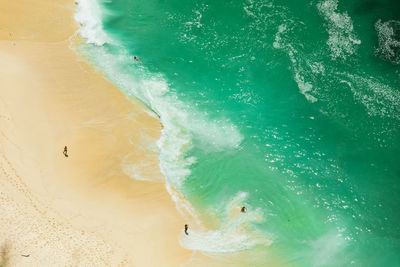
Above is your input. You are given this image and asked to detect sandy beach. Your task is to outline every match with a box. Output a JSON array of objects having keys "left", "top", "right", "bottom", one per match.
[{"left": 0, "top": 0, "right": 192, "bottom": 266}]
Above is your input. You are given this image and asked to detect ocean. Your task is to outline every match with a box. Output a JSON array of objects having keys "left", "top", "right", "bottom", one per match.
[{"left": 74, "top": 0, "right": 400, "bottom": 265}]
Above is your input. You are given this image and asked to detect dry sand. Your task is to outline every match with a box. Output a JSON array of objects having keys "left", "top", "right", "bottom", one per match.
[{"left": 0, "top": 0, "right": 193, "bottom": 266}]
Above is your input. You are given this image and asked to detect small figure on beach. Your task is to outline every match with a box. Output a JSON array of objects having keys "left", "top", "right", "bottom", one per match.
[
  {"left": 184, "top": 224, "right": 189, "bottom": 235},
  {"left": 63, "top": 146, "right": 68, "bottom": 157},
  {"left": 241, "top": 206, "right": 246, "bottom": 213}
]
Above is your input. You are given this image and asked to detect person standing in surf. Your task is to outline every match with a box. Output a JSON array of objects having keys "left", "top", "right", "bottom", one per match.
[{"left": 184, "top": 224, "right": 189, "bottom": 235}]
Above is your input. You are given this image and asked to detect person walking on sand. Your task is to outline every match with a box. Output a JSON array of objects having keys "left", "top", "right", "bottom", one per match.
[
  {"left": 184, "top": 224, "right": 189, "bottom": 235},
  {"left": 63, "top": 146, "right": 68, "bottom": 157}
]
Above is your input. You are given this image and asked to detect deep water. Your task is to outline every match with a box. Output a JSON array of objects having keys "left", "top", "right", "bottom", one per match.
[{"left": 76, "top": 0, "right": 400, "bottom": 266}]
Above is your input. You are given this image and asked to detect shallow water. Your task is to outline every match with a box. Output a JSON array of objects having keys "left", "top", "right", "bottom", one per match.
[{"left": 75, "top": 0, "right": 400, "bottom": 265}]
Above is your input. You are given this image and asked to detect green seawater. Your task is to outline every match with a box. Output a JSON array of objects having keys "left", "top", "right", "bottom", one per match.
[{"left": 76, "top": 0, "right": 400, "bottom": 265}]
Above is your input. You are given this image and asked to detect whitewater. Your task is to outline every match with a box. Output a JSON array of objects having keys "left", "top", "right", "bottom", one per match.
[{"left": 74, "top": 0, "right": 400, "bottom": 266}]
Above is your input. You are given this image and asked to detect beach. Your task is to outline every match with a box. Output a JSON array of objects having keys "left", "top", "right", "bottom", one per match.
[
  {"left": 2, "top": 0, "right": 400, "bottom": 266},
  {"left": 0, "top": 0, "right": 192, "bottom": 266}
]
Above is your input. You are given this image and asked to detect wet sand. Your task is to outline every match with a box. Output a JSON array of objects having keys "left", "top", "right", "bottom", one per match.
[{"left": 0, "top": 0, "right": 192, "bottom": 265}]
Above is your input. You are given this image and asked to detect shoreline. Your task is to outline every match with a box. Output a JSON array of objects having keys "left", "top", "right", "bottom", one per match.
[{"left": 0, "top": 0, "right": 192, "bottom": 266}]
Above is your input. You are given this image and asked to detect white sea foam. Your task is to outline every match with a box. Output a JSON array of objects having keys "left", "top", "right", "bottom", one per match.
[
  {"left": 75, "top": 17, "right": 243, "bottom": 188},
  {"left": 121, "top": 162, "right": 154, "bottom": 181},
  {"left": 375, "top": 19, "right": 400, "bottom": 65},
  {"left": 273, "top": 19, "right": 399, "bottom": 121},
  {"left": 74, "top": 0, "right": 254, "bottom": 254},
  {"left": 166, "top": 170, "right": 271, "bottom": 254},
  {"left": 340, "top": 73, "right": 400, "bottom": 120},
  {"left": 317, "top": 0, "right": 361, "bottom": 59},
  {"left": 121, "top": 150, "right": 163, "bottom": 182},
  {"left": 139, "top": 79, "right": 243, "bottom": 187},
  {"left": 274, "top": 24, "right": 318, "bottom": 103},
  {"left": 179, "top": 192, "right": 272, "bottom": 252},
  {"left": 169, "top": 187, "right": 272, "bottom": 253},
  {"left": 74, "top": 0, "right": 111, "bottom": 45}
]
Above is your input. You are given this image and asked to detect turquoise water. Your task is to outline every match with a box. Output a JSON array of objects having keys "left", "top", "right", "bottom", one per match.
[{"left": 75, "top": 0, "right": 400, "bottom": 265}]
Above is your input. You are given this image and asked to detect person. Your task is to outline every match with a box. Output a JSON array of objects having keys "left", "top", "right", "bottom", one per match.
[
  {"left": 63, "top": 146, "right": 68, "bottom": 157},
  {"left": 134, "top": 56, "right": 139, "bottom": 61},
  {"left": 184, "top": 224, "right": 189, "bottom": 235},
  {"left": 241, "top": 206, "right": 246, "bottom": 213}
]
